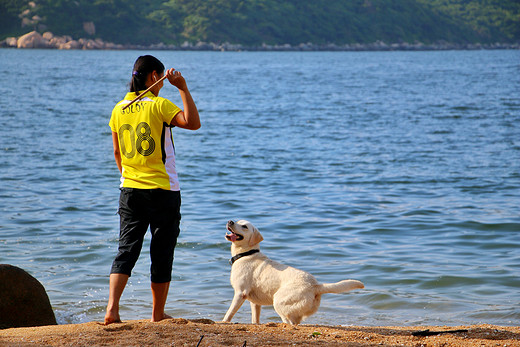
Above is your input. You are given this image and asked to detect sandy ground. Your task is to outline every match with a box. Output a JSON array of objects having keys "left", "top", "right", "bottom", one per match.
[{"left": 0, "top": 319, "right": 518, "bottom": 346}]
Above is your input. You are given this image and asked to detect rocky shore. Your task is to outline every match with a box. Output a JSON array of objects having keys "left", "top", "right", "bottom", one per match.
[
  {"left": 2, "top": 30, "right": 519, "bottom": 51},
  {"left": 0, "top": 31, "right": 125, "bottom": 50}
]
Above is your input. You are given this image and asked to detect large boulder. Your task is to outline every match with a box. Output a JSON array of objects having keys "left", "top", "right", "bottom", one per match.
[
  {"left": 16, "top": 31, "right": 49, "bottom": 49},
  {"left": 0, "top": 264, "right": 57, "bottom": 329}
]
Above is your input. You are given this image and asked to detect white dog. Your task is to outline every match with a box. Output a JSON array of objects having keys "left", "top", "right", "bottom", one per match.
[{"left": 222, "top": 220, "right": 364, "bottom": 325}]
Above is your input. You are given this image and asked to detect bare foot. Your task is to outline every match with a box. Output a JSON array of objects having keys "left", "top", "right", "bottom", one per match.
[
  {"left": 104, "top": 310, "right": 122, "bottom": 325},
  {"left": 151, "top": 313, "right": 172, "bottom": 322}
]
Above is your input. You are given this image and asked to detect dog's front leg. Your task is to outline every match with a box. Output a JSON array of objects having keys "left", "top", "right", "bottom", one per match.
[
  {"left": 250, "top": 302, "right": 261, "bottom": 324},
  {"left": 222, "top": 291, "right": 247, "bottom": 322}
]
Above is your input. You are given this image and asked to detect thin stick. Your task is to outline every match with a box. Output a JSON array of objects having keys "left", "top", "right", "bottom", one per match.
[
  {"left": 412, "top": 329, "right": 468, "bottom": 337},
  {"left": 121, "top": 74, "right": 168, "bottom": 111}
]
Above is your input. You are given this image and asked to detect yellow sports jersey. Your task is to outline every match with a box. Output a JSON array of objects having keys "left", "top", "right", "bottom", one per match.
[{"left": 109, "top": 91, "right": 182, "bottom": 191}]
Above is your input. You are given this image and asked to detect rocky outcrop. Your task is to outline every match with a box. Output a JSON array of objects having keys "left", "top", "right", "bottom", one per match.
[
  {"left": 1, "top": 31, "right": 519, "bottom": 51},
  {"left": 0, "top": 264, "right": 57, "bottom": 329},
  {"left": 2, "top": 31, "right": 124, "bottom": 50}
]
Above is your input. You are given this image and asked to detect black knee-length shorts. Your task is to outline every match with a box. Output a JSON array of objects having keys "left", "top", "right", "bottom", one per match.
[{"left": 110, "top": 188, "right": 181, "bottom": 283}]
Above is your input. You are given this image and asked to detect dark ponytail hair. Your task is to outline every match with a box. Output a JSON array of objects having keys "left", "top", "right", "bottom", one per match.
[{"left": 130, "top": 55, "right": 165, "bottom": 95}]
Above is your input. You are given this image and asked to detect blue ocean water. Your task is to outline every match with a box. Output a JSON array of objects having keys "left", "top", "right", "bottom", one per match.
[{"left": 0, "top": 48, "right": 519, "bottom": 327}]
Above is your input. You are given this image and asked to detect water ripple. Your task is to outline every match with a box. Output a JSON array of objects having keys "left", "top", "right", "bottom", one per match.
[{"left": 0, "top": 49, "right": 519, "bottom": 326}]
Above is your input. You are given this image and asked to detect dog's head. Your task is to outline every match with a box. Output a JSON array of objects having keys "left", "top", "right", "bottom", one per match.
[{"left": 225, "top": 220, "right": 264, "bottom": 247}]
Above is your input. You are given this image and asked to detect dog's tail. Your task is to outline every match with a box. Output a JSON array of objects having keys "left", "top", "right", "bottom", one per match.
[{"left": 318, "top": 280, "right": 364, "bottom": 295}]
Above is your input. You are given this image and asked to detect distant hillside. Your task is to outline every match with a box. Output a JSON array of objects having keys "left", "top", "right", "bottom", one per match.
[
  {"left": 416, "top": 0, "right": 519, "bottom": 42},
  {"left": 1, "top": 0, "right": 518, "bottom": 45}
]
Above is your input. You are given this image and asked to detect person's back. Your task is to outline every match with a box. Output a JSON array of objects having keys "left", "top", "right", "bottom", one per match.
[{"left": 111, "top": 90, "right": 181, "bottom": 190}]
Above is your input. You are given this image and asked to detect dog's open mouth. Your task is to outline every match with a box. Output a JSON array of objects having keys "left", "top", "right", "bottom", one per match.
[{"left": 225, "top": 226, "right": 244, "bottom": 242}]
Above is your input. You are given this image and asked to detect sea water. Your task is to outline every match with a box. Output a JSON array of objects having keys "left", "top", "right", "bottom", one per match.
[{"left": 0, "top": 48, "right": 519, "bottom": 326}]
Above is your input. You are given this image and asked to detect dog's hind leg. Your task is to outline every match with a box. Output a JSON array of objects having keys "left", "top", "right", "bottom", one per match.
[
  {"left": 273, "top": 303, "right": 299, "bottom": 325},
  {"left": 277, "top": 313, "right": 299, "bottom": 325},
  {"left": 286, "top": 314, "right": 303, "bottom": 325},
  {"left": 223, "top": 291, "right": 247, "bottom": 322},
  {"left": 250, "top": 302, "right": 261, "bottom": 324}
]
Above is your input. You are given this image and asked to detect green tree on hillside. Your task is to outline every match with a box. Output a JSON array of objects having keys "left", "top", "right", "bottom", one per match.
[
  {"left": 1, "top": 0, "right": 518, "bottom": 45},
  {"left": 1, "top": 0, "right": 33, "bottom": 37},
  {"left": 417, "top": 0, "right": 520, "bottom": 41}
]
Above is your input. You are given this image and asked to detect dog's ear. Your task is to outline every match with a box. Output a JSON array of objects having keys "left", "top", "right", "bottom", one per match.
[{"left": 249, "top": 227, "right": 264, "bottom": 246}]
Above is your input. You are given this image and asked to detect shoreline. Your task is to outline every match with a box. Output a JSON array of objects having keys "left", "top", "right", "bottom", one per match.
[
  {"left": 2, "top": 31, "right": 519, "bottom": 52},
  {"left": 0, "top": 319, "right": 518, "bottom": 346}
]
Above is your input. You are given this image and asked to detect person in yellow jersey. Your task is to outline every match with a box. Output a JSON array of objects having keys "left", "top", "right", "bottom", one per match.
[{"left": 105, "top": 55, "right": 200, "bottom": 325}]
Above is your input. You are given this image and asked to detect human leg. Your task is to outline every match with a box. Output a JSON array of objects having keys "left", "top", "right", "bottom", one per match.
[
  {"left": 149, "top": 190, "right": 181, "bottom": 282},
  {"left": 106, "top": 188, "right": 149, "bottom": 324},
  {"left": 110, "top": 189, "right": 150, "bottom": 276},
  {"left": 151, "top": 281, "right": 172, "bottom": 322},
  {"left": 148, "top": 190, "right": 181, "bottom": 320},
  {"left": 104, "top": 273, "right": 129, "bottom": 325}
]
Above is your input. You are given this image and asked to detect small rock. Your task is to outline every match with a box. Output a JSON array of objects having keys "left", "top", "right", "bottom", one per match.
[
  {"left": 4, "top": 37, "right": 18, "bottom": 47},
  {"left": 42, "top": 32, "right": 54, "bottom": 40}
]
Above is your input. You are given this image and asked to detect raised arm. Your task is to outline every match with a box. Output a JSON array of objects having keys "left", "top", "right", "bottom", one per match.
[{"left": 166, "top": 68, "right": 201, "bottom": 130}]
